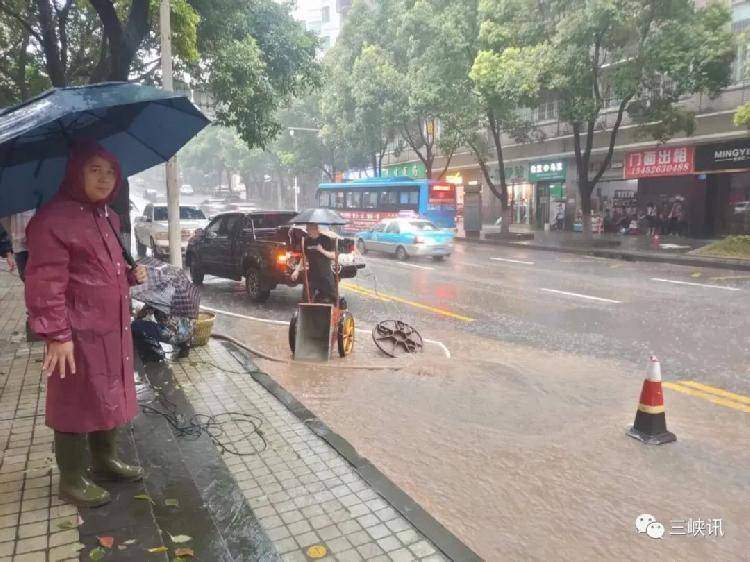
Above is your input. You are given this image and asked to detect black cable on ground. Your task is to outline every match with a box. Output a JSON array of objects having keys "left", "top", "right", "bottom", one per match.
[{"left": 138, "top": 374, "right": 268, "bottom": 457}]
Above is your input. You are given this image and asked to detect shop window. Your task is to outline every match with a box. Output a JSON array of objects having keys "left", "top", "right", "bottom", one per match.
[{"left": 321, "top": 6, "right": 330, "bottom": 23}]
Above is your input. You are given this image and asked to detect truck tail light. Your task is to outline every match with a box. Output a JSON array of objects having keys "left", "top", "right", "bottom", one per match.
[{"left": 277, "top": 252, "right": 289, "bottom": 266}]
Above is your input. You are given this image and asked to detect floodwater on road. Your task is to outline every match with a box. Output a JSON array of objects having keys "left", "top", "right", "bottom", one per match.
[{"left": 214, "top": 315, "right": 750, "bottom": 561}]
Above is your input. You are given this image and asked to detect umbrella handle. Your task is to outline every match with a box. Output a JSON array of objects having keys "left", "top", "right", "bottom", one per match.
[{"left": 106, "top": 216, "right": 137, "bottom": 269}]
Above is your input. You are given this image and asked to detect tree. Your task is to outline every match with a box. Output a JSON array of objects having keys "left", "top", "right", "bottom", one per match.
[
  {"left": 467, "top": 0, "right": 547, "bottom": 233},
  {"left": 735, "top": 102, "right": 750, "bottom": 128},
  {"left": 198, "top": 0, "right": 321, "bottom": 150},
  {"left": 536, "top": 0, "right": 734, "bottom": 237},
  {"left": 0, "top": 0, "right": 199, "bottom": 97}
]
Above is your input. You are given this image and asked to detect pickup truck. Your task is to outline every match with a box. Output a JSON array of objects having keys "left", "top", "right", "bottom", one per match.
[{"left": 185, "top": 211, "right": 364, "bottom": 302}]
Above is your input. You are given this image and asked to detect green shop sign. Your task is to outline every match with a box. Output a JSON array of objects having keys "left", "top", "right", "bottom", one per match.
[
  {"left": 382, "top": 162, "right": 427, "bottom": 179},
  {"left": 529, "top": 160, "right": 567, "bottom": 182}
]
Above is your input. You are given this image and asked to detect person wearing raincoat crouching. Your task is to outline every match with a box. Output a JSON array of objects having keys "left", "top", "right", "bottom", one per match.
[{"left": 24, "top": 142, "right": 148, "bottom": 507}]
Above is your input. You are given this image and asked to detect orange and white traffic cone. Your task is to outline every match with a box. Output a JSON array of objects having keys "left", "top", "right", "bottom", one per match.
[{"left": 627, "top": 356, "right": 676, "bottom": 445}]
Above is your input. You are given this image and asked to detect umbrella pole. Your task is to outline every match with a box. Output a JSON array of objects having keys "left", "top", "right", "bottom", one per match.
[{"left": 302, "top": 235, "right": 311, "bottom": 303}]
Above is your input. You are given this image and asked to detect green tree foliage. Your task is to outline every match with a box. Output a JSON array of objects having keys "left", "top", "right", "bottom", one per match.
[
  {"left": 466, "top": 0, "right": 548, "bottom": 231},
  {"left": 538, "top": 0, "right": 733, "bottom": 235},
  {"left": 734, "top": 102, "right": 750, "bottom": 128},
  {"left": 196, "top": 0, "right": 320, "bottom": 150}
]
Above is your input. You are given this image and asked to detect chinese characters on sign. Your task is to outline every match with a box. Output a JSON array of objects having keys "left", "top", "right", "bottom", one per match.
[
  {"left": 339, "top": 210, "right": 398, "bottom": 233},
  {"left": 528, "top": 160, "right": 567, "bottom": 182},
  {"left": 382, "top": 163, "right": 427, "bottom": 179},
  {"left": 624, "top": 147, "right": 695, "bottom": 179}
]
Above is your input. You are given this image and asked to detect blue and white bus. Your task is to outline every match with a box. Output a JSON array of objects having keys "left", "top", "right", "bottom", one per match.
[{"left": 317, "top": 176, "right": 456, "bottom": 234}]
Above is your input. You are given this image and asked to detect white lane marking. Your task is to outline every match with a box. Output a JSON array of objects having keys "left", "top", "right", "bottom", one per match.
[
  {"left": 201, "top": 306, "right": 289, "bottom": 326},
  {"left": 650, "top": 278, "right": 741, "bottom": 292},
  {"left": 202, "top": 305, "right": 452, "bottom": 358},
  {"left": 539, "top": 288, "right": 622, "bottom": 304},
  {"left": 394, "top": 262, "right": 434, "bottom": 271},
  {"left": 491, "top": 257, "right": 535, "bottom": 265}
]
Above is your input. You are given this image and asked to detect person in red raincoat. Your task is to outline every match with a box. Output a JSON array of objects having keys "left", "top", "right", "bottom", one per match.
[{"left": 25, "top": 141, "right": 148, "bottom": 507}]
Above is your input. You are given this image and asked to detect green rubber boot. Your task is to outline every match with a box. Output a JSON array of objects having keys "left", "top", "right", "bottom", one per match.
[
  {"left": 89, "top": 428, "right": 144, "bottom": 482},
  {"left": 54, "top": 432, "right": 111, "bottom": 508}
]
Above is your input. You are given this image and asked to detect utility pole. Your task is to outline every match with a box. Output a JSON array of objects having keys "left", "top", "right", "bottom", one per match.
[
  {"left": 293, "top": 175, "right": 299, "bottom": 211},
  {"left": 160, "top": 0, "right": 181, "bottom": 267}
]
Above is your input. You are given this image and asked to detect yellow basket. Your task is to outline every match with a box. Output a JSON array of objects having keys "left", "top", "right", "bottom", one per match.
[{"left": 191, "top": 311, "right": 215, "bottom": 347}]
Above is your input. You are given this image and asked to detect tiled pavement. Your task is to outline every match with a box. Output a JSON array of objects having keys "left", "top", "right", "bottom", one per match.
[
  {"left": 0, "top": 267, "right": 458, "bottom": 561},
  {"left": 170, "top": 343, "right": 449, "bottom": 562},
  {"left": 0, "top": 272, "right": 81, "bottom": 561}
]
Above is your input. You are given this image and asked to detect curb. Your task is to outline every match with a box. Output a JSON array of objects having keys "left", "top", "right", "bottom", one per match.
[
  {"left": 455, "top": 237, "right": 750, "bottom": 271},
  {"left": 219, "top": 340, "right": 483, "bottom": 562}
]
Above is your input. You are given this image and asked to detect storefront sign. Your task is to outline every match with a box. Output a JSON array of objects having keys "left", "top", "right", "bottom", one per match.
[
  {"left": 529, "top": 160, "right": 567, "bottom": 182},
  {"left": 695, "top": 139, "right": 750, "bottom": 172},
  {"left": 382, "top": 163, "right": 427, "bottom": 179},
  {"left": 624, "top": 147, "right": 694, "bottom": 179}
]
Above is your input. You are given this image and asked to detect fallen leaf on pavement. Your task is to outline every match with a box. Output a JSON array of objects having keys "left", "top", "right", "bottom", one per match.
[
  {"left": 165, "top": 498, "right": 180, "bottom": 507},
  {"left": 97, "top": 536, "right": 114, "bottom": 549},
  {"left": 71, "top": 542, "right": 86, "bottom": 552},
  {"left": 174, "top": 547, "right": 194, "bottom": 557},
  {"left": 148, "top": 546, "right": 169, "bottom": 553},
  {"left": 169, "top": 534, "right": 192, "bottom": 544},
  {"left": 89, "top": 546, "right": 106, "bottom": 560},
  {"left": 56, "top": 520, "right": 75, "bottom": 530},
  {"left": 123, "top": 539, "right": 137, "bottom": 545},
  {"left": 134, "top": 494, "right": 155, "bottom": 504},
  {"left": 117, "top": 545, "right": 127, "bottom": 551}
]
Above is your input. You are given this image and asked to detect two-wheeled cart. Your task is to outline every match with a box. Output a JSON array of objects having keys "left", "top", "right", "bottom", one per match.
[{"left": 286, "top": 209, "right": 356, "bottom": 361}]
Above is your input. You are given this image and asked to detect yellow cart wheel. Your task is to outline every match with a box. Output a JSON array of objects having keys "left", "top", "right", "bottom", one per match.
[{"left": 337, "top": 312, "right": 355, "bottom": 357}]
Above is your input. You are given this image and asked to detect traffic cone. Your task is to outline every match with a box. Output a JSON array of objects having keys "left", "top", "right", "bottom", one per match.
[{"left": 627, "top": 356, "right": 676, "bottom": 445}]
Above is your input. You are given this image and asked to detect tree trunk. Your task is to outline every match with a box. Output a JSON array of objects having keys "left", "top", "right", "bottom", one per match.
[
  {"left": 500, "top": 206, "right": 511, "bottom": 235},
  {"left": 580, "top": 180, "right": 593, "bottom": 240},
  {"left": 36, "top": 0, "right": 66, "bottom": 86}
]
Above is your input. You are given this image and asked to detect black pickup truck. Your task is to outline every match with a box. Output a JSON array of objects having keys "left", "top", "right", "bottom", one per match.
[{"left": 185, "top": 211, "right": 363, "bottom": 302}]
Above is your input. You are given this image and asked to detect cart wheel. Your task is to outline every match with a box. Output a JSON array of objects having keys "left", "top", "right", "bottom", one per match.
[
  {"left": 337, "top": 311, "right": 355, "bottom": 357},
  {"left": 289, "top": 310, "right": 298, "bottom": 353}
]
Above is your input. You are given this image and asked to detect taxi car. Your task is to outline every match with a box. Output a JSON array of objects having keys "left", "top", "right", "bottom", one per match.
[{"left": 355, "top": 216, "right": 454, "bottom": 261}]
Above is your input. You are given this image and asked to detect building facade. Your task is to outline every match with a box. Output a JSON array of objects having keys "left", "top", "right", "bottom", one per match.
[
  {"left": 383, "top": 0, "right": 750, "bottom": 237},
  {"left": 293, "top": 0, "right": 347, "bottom": 53}
]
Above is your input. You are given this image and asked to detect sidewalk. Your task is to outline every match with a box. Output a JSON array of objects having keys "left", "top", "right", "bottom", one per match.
[
  {"left": 0, "top": 269, "right": 475, "bottom": 561},
  {"left": 455, "top": 228, "right": 750, "bottom": 271}
]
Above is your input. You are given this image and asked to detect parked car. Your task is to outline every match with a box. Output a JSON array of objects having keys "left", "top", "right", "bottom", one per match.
[
  {"left": 180, "top": 184, "right": 194, "bottom": 195},
  {"left": 134, "top": 204, "right": 209, "bottom": 259},
  {"left": 355, "top": 217, "right": 454, "bottom": 260},
  {"left": 186, "top": 211, "right": 364, "bottom": 302}
]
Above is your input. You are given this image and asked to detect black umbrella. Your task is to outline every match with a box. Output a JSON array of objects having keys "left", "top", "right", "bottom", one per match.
[
  {"left": 0, "top": 82, "right": 209, "bottom": 217},
  {"left": 287, "top": 208, "right": 348, "bottom": 225}
]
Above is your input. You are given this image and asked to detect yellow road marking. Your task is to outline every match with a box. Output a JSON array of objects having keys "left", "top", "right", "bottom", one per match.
[
  {"left": 677, "top": 381, "right": 750, "bottom": 405},
  {"left": 709, "top": 275, "right": 750, "bottom": 281},
  {"left": 341, "top": 282, "right": 475, "bottom": 322},
  {"left": 663, "top": 382, "right": 750, "bottom": 414}
]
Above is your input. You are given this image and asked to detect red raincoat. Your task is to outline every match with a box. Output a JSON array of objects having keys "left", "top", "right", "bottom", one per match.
[{"left": 25, "top": 143, "right": 138, "bottom": 433}]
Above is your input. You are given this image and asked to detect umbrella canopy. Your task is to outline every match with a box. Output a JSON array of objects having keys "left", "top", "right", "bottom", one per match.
[
  {"left": 0, "top": 82, "right": 209, "bottom": 216},
  {"left": 130, "top": 257, "right": 201, "bottom": 319},
  {"left": 288, "top": 208, "right": 348, "bottom": 225}
]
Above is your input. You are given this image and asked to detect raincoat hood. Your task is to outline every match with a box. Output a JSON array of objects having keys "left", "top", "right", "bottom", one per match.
[{"left": 59, "top": 141, "right": 123, "bottom": 207}]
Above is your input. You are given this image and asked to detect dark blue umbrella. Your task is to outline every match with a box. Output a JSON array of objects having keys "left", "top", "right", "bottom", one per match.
[{"left": 0, "top": 82, "right": 209, "bottom": 216}]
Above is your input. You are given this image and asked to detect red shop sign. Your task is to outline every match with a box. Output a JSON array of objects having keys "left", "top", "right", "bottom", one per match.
[{"left": 624, "top": 147, "right": 695, "bottom": 179}]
